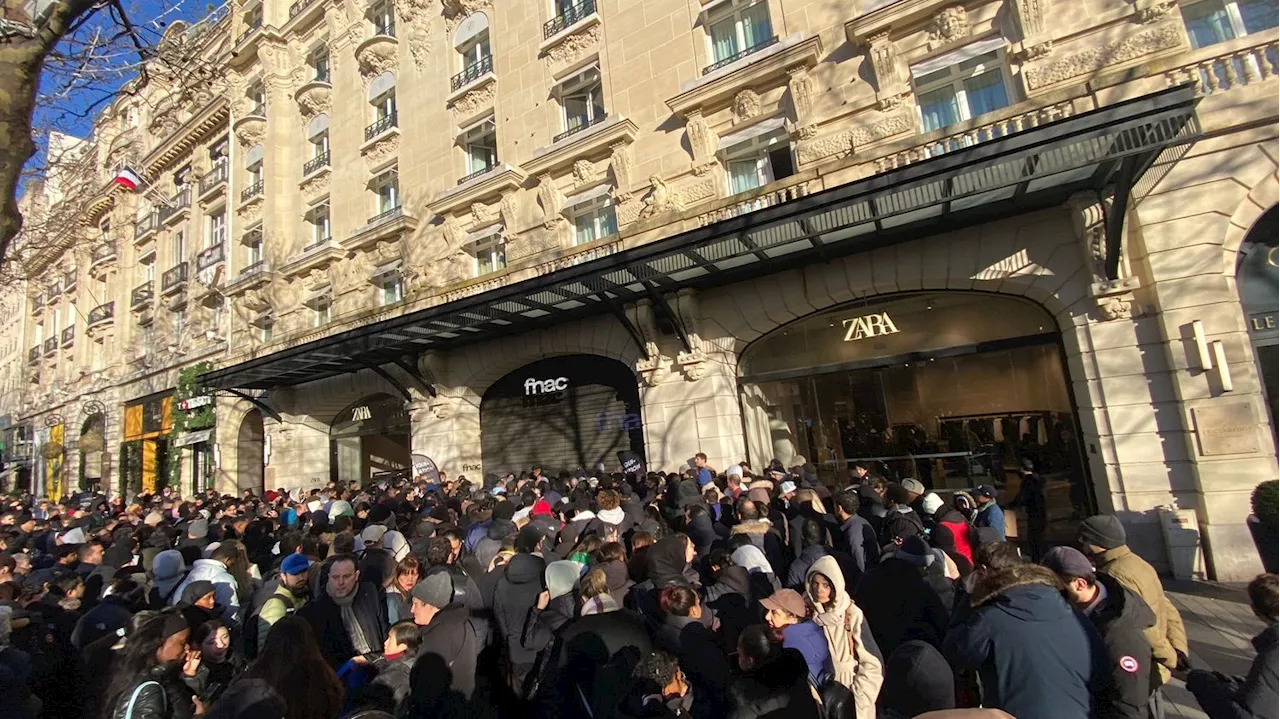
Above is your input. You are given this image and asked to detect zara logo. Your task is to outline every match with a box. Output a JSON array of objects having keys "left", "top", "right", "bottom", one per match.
[
  {"left": 842, "top": 312, "right": 901, "bottom": 341},
  {"left": 524, "top": 376, "right": 570, "bottom": 395},
  {"left": 351, "top": 406, "right": 373, "bottom": 422}
]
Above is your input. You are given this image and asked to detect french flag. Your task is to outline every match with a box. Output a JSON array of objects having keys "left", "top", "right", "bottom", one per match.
[{"left": 113, "top": 167, "right": 142, "bottom": 191}]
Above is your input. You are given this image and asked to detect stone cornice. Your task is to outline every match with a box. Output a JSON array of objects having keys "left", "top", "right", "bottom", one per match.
[
  {"left": 667, "top": 34, "right": 822, "bottom": 118},
  {"left": 427, "top": 165, "right": 527, "bottom": 218},
  {"left": 521, "top": 117, "right": 638, "bottom": 178},
  {"left": 844, "top": 0, "right": 947, "bottom": 43},
  {"left": 142, "top": 98, "right": 230, "bottom": 177}
]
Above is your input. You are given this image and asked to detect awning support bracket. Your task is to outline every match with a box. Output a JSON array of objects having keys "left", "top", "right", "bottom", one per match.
[
  {"left": 603, "top": 297, "right": 651, "bottom": 360},
  {"left": 218, "top": 388, "right": 283, "bottom": 423},
  {"left": 1104, "top": 154, "right": 1139, "bottom": 281},
  {"left": 642, "top": 283, "right": 695, "bottom": 353},
  {"left": 367, "top": 364, "right": 414, "bottom": 403},
  {"left": 393, "top": 358, "right": 437, "bottom": 399}
]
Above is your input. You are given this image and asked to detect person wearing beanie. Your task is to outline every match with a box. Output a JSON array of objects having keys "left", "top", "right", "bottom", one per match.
[
  {"left": 1041, "top": 546, "right": 1156, "bottom": 719},
  {"left": 491, "top": 534, "right": 548, "bottom": 696},
  {"left": 1078, "top": 514, "right": 1189, "bottom": 687},
  {"left": 877, "top": 640, "right": 957, "bottom": 718},
  {"left": 148, "top": 550, "right": 188, "bottom": 608},
  {"left": 475, "top": 500, "right": 517, "bottom": 571}
]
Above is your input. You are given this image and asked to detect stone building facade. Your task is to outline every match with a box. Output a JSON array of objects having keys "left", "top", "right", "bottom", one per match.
[{"left": 7, "top": 0, "right": 1278, "bottom": 579}]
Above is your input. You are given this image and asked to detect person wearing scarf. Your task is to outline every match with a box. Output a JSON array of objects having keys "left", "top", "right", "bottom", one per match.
[{"left": 805, "top": 555, "right": 884, "bottom": 717}]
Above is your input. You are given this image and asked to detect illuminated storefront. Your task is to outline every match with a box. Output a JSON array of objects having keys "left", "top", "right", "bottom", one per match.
[{"left": 121, "top": 392, "right": 173, "bottom": 496}]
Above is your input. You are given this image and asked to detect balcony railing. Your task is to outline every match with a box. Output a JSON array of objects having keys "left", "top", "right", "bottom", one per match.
[
  {"left": 303, "top": 236, "right": 332, "bottom": 253},
  {"left": 544, "top": 0, "right": 596, "bottom": 39},
  {"left": 367, "top": 205, "right": 403, "bottom": 227},
  {"left": 46, "top": 281, "right": 61, "bottom": 300},
  {"left": 199, "top": 161, "right": 229, "bottom": 195},
  {"left": 451, "top": 54, "right": 493, "bottom": 91},
  {"left": 162, "top": 262, "right": 188, "bottom": 292},
  {"left": 64, "top": 272, "right": 76, "bottom": 292},
  {"left": 158, "top": 187, "right": 192, "bottom": 223},
  {"left": 237, "top": 18, "right": 262, "bottom": 44},
  {"left": 239, "top": 260, "right": 266, "bottom": 277},
  {"left": 134, "top": 211, "right": 160, "bottom": 238},
  {"left": 131, "top": 281, "right": 154, "bottom": 308},
  {"left": 27, "top": 346, "right": 39, "bottom": 364},
  {"left": 43, "top": 337, "right": 57, "bottom": 356},
  {"left": 703, "top": 35, "right": 779, "bottom": 75},
  {"left": 364, "top": 113, "right": 398, "bottom": 141},
  {"left": 91, "top": 243, "right": 116, "bottom": 263},
  {"left": 554, "top": 112, "right": 608, "bottom": 143},
  {"left": 61, "top": 327, "right": 74, "bottom": 346},
  {"left": 458, "top": 163, "right": 496, "bottom": 185},
  {"left": 241, "top": 181, "right": 264, "bottom": 202},
  {"left": 303, "top": 152, "right": 330, "bottom": 176},
  {"left": 31, "top": 294, "right": 43, "bottom": 312},
  {"left": 197, "top": 243, "right": 226, "bottom": 270},
  {"left": 88, "top": 302, "right": 114, "bottom": 325},
  {"left": 289, "top": 0, "right": 319, "bottom": 17},
  {"left": 374, "top": 21, "right": 396, "bottom": 37}
]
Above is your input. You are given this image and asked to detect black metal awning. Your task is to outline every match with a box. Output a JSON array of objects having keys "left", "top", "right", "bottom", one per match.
[{"left": 201, "top": 84, "right": 1201, "bottom": 393}]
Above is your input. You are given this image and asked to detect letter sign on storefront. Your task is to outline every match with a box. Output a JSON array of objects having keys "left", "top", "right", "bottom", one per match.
[
  {"left": 842, "top": 312, "right": 900, "bottom": 341},
  {"left": 351, "top": 406, "right": 373, "bottom": 421},
  {"left": 524, "top": 377, "right": 570, "bottom": 395}
]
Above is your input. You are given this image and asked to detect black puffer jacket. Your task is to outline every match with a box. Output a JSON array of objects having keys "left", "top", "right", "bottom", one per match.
[
  {"left": 491, "top": 552, "right": 546, "bottom": 692},
  {"left": 728, "top": 648, "right": 822, "bottom": 719},
  {"left": 1084, "top": 573, "right": 1157, "bottom": 719},
  {"left": 108, "top": 664, "right": 197, "bottom": 719},
  {"left": 627, "top": 537, "right": 700, "bottom": 631}
]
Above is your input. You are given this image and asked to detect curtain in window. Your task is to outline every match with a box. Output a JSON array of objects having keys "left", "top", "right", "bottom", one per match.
[
  {"left": 564, "top": 95, "right": 590, "bottom": 130},
  {"left": 729, "top": 158, "right": 762, "bottom": 194},
  {"left": 710, "top": 17, "right": 738, "bottom": 61},
  {"left": 741, "top": 3, "right": 771, "bottom": 49},
  {"left": 918, "top": 86, "right": 960, "bottom": 133},
  {"left": 963, "top": 70, "right": 1010, "bottom": 118},
  {"left": 1241, "top": 0, "right": 1279, "bottom": 33},
  {"left": 1182, "top": 1, "right": 1235, "bottom": 48}
]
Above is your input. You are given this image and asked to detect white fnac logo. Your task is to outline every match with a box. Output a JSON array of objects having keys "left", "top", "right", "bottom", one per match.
[{"left": 524, "top": 377, "right": 570, "bottom": 395}]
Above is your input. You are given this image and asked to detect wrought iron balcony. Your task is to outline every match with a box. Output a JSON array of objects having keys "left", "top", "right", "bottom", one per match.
[
  {"left": 91, "top": 243, "right": 117, "bottom": 263},
  {"left": 237, "top": 18, "right": 262, "bottom": 44},
  {"left": 554, "top": 112, "right": 608, "bottom": 143},
  {"left": 162, "top": 262, "right": 188, "bottom": 293},
  {"left": 364, "top": 113, "right": 398, "bottom": 141},
  {"left": 367, "top": 205, "right": 403, "bottom": 227},
  {"left": 458, "top": 164, "right": 496, "bottom": 185},
  {"left": 134, "top": 211, "right": 161, "bottom": 239},
  {"left": 239, "top": 260, "right": 266, "bottom": 277},
  {"left": 27, "top": 346, "right": 39, "bottom": 364},
  {"left": 64, "top": 272, "right": 76, "bottom": 292},
  {"left": 303, "top": 152, "right": 330, "bottom": 176},
  {"left": 302, "top": 236, "right": 332, "bottom": 253},
  {"left": 241, "top": 181, "right": 264, "bottom": 202},
  {"left": 61, "top": 327, "right": 73, "bottom": 347},
  {"left": 88, "top": 302, "right": 114, "bottom": 326},
  {"left": 544, "top": 0, "right": 596, "bottom": 39},
  {"left": 451, "top": 54, "right": 493, "bottom": 91},
  {"left": 31, "top": 294, "right": 43, "bottom": 312},
  {"left": 158, "top": 187, "right": 192, "bottom": 222},
  {"left": 43, "top": 337, "right": 56, "bottom": 356},
  {"left": 199, "top": 161, "right": 229, "bottom": 196},
  {"left": 197, "top": 243, "right": 226, "bottom": 271},
  {"left": 374, "top": 20, "right": 395, "bottom": 37},
  {"left": 46, "top": 280, "right": 61, "bottom": 300},
  {"left": 702, "top": 36, "right": 779, "bottom": 75},
  {"left": 289, "top": 0, "right": 319, "bottom": 17},
  {"left": 131, "top": 281, "right": 154, "bottom": 308}
]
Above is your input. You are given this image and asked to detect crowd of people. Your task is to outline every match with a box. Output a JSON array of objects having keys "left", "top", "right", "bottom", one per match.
[{"left": 0, "top": 455, "right": 1274, "bottom": 719}]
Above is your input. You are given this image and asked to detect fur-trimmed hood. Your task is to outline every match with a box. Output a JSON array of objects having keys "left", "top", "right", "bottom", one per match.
[
  {"left": 730, "top": 519, "right": 773, "bottom": 536},
  {"left": 970, "top": 563, "right": 1064, "bottom": 608}
]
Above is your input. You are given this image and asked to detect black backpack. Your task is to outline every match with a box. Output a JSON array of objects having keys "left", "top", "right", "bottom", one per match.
[{"left": 240, "top": 582, "right": 296, "bottom": 658}]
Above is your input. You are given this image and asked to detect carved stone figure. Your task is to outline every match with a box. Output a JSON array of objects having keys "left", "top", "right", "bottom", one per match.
[
  {"left": 685, "top": 111, "right": 716, "bottom": 164},
  {"left": 787, "top": 67, "right": 814, "bottom": 122},
  {"left": 537, "top": 175, "right": 566, "bottom": 229},
  {"left": 499, "top": 192, "right": 519, "bottom": 230},
  {"left": 1012, "top": 0, "right": 1045, "bottom": 40},
  {"left": 639, "top": 175, "right": 682, "bottom": 219},
  {"left": 732, "top": 89, "right": 761, "bottom": 123},
  {"left": 930, "top": 6, "right": 969, "bottom": 46},
  {"left": 572, "top": 159, "right": 595, "bottom": 186},
  {"left": 609, "top": 142, "right": 635, "bottom": 201},
  {"left": 866, "top": 32, "right": 905, "bottom": 102}
]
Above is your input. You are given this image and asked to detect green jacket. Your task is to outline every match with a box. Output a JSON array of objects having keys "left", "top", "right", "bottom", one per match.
[
  {"left": 256, "top": 584, "right": 306, "bottom": 652},
  {"left": 1095, "top": 545, "right": 1188, "bottom": 684}
]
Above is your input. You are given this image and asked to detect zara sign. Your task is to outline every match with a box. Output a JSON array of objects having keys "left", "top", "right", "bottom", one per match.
[
  {"left": 524, "top": 376, "right": 570, "bottom": 395},
  {"left": 842, "top": 312, "right": 900, "bottom": 341}
]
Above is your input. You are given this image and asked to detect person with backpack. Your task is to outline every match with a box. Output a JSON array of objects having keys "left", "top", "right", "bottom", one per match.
[{"left": 250, "top": 553, "right": 312, "bottom": 655}]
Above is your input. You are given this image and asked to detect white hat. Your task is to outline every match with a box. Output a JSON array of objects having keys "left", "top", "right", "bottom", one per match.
[
  {"left": 306, "top": 500, "right": 323, "bottom": 513},
  {"left": 726, "top": 464, "right": 744, "bottom": 479},
  {"left": 901, "top": 478, "right": 926, "bottom": 495},
  {"left": 360, "top": 525, "right": 388, "bottom": 546},
  {"left": 778, "top": 481, "right": 797, "bottom": 496},
  {"left": 921, "top": 492, "right": 944, "bottom": 516},
  {"left": 383, "top": 530, "right": 409, "bottom": 561},
  {"left": 59, "top": 527, "right": 86, "bottom": 545}
]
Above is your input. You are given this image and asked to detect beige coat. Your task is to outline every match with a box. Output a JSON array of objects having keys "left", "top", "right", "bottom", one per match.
[
  {"left": 805, "top": 555, "right": 884, "bottom": 718},
  {"left": 1095, "top": 545, "right": 1189, "bottom": 683}
]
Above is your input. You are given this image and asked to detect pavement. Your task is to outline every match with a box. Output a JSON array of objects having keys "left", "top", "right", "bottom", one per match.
[{"left": 1161, "top": 579, "right": 1267, "bottom": 719}]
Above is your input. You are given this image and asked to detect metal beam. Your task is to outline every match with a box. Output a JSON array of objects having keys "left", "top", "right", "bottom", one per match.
[
  {"left": 393, "top": 357, "right": 437, "bottom": 398},
  {"left": 603, "top": 297, "right": 651, "bottom": 360},
  {"left": 367, "top": 364, "right": 413, "bottom": 402},
  {"left": 218, "top": 388, "right": 283, "bottom": 423},
  {"left": 642, "top": 283, "right": 694, "bottom": 353},
  {"left": 1105, "top": 154, "right": 1139, "bottom": 281}
]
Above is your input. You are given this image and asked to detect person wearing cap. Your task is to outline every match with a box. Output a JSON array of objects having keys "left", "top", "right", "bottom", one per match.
[
  {"left": 406, "top": 570, "right": 480, "bottom": 704},
  {"left": 901, "top": 478, "right": 927, "bottom": 515},
  {"left": 693, "top": 452, "right": 715, "bottom": 488},
  {"left": 1041, "top": 546, "right": 1156, "bottom": 719},
  {"left": 1078, "top": 514, "right": 1189, "bottom": 689},
  {"left": 972, "top": 485, "right": 1007, "bottom": 542},
  {"left": 762, "top": 587, "right": 833, "bottom": 684},
  {"left": 254, "top": 552, "right": 313, "bottom": 654}
]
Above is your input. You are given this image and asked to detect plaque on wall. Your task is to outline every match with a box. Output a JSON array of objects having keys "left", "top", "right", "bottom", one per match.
[{"left": 1192, "top": 403, "right": 1261, "bottom": 456}]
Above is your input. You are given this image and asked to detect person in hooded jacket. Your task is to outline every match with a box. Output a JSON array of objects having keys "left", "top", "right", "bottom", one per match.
[
  {"left": 492, "top": 527, "right": 549, "bottom": 696},
  {"left": 1041, "top": 547, "right": 1156, "bottom": 719},
  {"left": 595, "top": 542, "right": 636, "bottom": 607},
  {"left": 876, "top": 640, "right": 958, "bottom": 719},
  {"left": 921, "top": 494, "right": 978, "bottom": 568},
  {"left": 727, "top": 499, "right": 786, "bottom": 579},
  {"left": 805, "top": 555, "right": 883, "bottom": 717},
  {"left": 942, "top": 563, "right": 1108, "bottom": 719},
  {"left": 729, "top": 624, "right": 821, "bottom": 719},
  {"left": 654, "top": 585, "right": 731, "bottom": 719},
  {"left": 761, "top": 588, "right": 832, "bottom": 685},
  {"left": 854, "top": 535, "right": 952, "bottom": 659},
  {"left": 72, "top": 577, "right": 146, "bottom": 651},
  {"left": 475, "top": 501, "right": 517, "bottom": 571},
  {"left": 879, "top": 484, "right": 926, "bottom": 549},
  {"left": 628, "top": 535, "right": 701, "bottom": 631},
  {"left": 684, "top": 505, "right": 717, "bottom": 559},
  {"left": 149, "top": 550, "right": 188, "bottom": 609},
  {"left": 786, "top": 490, "right": 839, "bottom": 562}
]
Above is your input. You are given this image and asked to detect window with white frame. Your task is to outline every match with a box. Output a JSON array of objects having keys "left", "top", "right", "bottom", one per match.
[
  {"left": 558, "top": 66, "right": 605, "bottom": 137},
  {"left": 372, "top": 169, "right": 399, "bottom": 215},
  {"left": 247, "top": 156, "right": 263, "bottom": 187},
  {"left": 470, "top": 234, "right": 506, "bottom": 276},
  {"left": 308, "top": 203, "right": 331, "bottom": 245},
  {"left": 460, "top": 29, "right": 491, "bottom": 72},
  {"left": 707, "top": 0, "right": 773, "bottom": 67},
  {"left": 141, "top": 256, "right": 156, "bottom": 283},
  {"left": 313, "top": 297, "right": 331, "bottom": 327},
  {"left": 1181, "top": 0, "right": 1278, "bottom": 48},
  {"left": 369, "top": 0, "right": 395, "bottom": 36},
  {"left": 245, "top": 231, "right": 263, "bottom": 268},
  {"left": 373, "top": 87, "right": 397, "bottom": 123},
  {"left": 461, "top": 119, "right": 498, "bottom": 177},
  {"left": 571, "top": 196, "right": 617, "bottom": 245},
  {"left": 206, "top": 209, "right": 226, "bottom": 248},
  {"left": 912, "top": 49, "right": 1012, "bottom": 133},
  {"left": 380, "top": 273, "right": 403, "bottom": 306},
  {"left": 247, "top": 82, "right": 266, "bottom": 116},
  {"left": 311, "top": 130, "right": 330, "bottom": 160},
  {"left": 172, "top": 231, "right": 186, "bottom": 262},
  {"left": 724, "top": 131, "right": 795, "bottom": 195},
  {"left": 310, "top": 45, "right": 331, "bottom": 82}
]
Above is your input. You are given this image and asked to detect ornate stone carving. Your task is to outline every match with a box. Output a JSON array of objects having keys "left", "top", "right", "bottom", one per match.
[
  {"left": 1134, "top": 0, "right": 1177, "bottom": 23},
  {"left": 684, "top": 110, "right": 717, "bottom": 170},
  {"left": 572, "top": 159, "right": 596, "bottom": 186},
  {"left": 395, "top": 0, "right": 435, "bottom": 68},
  {"left": 270, "top": 275, "right": 302, "bottom": 315},
  {"left": 537, "top": 175, "right": 567, "bottom": 229},
  {"left": 1015, "top": 40, "right": 1054, "bottom": 62},
  {"left": 506, "top": 228, "right": 562, "bottom": 261},
  {"left": 865, "top": 32, "right": 908, "bottom": 109},
  {"left": 675, "top": 177, "right": 715, "bottom": 208},
  {"left": 356, "top": 37, "right": 399, "bottom": 86},
  {"left": 545, "top": 22, "right": 601, "bottom": 72},
  {"left": 441, "top": 214, "right": 465, "bottom": 249},
  {"left": 372, "top": 239, "right": 402, "bottom": 265},
  {"left": 849, "top": 112, "right": 912, "bottom": 147},
  {"left": 638, "top": 175, "right": 683, "bottom": 219},
  {"left": 1023, "top": 22, "right": 1182, "bottom": 89},
  {"left": 1068, "top": 191, "right": 1111, "bottom": 282},
  {"left": 303, "top": 268, "right": 330, "bottom": 291},
  {"left": 635, "top": 353, "right": 671, "bottom": 386},
  {"left": 441, "top": 0, "right": 491, "bottom": 28},
  {"left": 234, "top": 118, "right": 265, "bottom": 149},
  {"left": 732, "top": 89, "right": 761, "bottom": 123},
  {"left": 238, "top": 202, "right": 263, "bottom": 226},
  {"left": 362, "top": 132, "right": 400, "bottom": 170},
  {"left": 1097, "top": 295, "right": 1133, "bottom": 321},
  {"left": 450, "top": 82, "right": 495, "bottom": 118},
  {"left": 1011, "top": 0, "right": 1045, "bottom": 40},
  {"left": 929, "top": 6, "right": 970, "bottom": 47},
  {"left": 301, "top": 172, "right": 330, "bottom": 199},
  {"left": 677, "top": 348, "right": 708, "bottom": 382},
  {"left": 296, "top": 84, "right": 332, "bottom": 124},
  {"left": 500, "top": 192, "right": 519, "bottom": 231},
  {"left": 797, "top": 130, "right": 854, "bottom": 165},
  {"left": 470, "top": 202, "right": 497, "bottom": 224},
  {"left": 787, "top": 67, "right": 814, "bottom": 123},
  {"left": 609, "top": 142, "right": 635, "bottom": 201}
]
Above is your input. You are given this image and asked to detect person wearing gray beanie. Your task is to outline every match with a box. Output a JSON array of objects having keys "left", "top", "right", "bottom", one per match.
[{"left": 1076, "top": 515, "right": 1126, "bottom": 551}]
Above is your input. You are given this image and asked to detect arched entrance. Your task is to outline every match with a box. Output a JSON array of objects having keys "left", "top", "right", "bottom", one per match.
[
  {"left": 329, "top": 394, "right": 412, "bottom": 485},
  {"left": 236, "top": 409, "right": 265, "bottom": 494},
  {"left": 738, "top": 291, "right": 1090, "bottom": 543},
  {"left": 480, "top": 355, "right": 644, "bottom": 475},
  {"left": 1236, "top": 205, "right": 1277, "bottom": 443},
  {"left": 78, "top": 412, "right": 106, "bottom": 492}
]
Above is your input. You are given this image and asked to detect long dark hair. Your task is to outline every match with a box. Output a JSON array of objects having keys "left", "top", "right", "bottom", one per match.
[
  {"left": 242, "top": 616, "right": 343, "bottom": 719},
  {"left": 100, "top": 609, "right": 183, "bottom": 719}
]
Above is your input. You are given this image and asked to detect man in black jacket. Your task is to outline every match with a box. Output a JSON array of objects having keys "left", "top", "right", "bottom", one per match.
[
  {"left": 1187, "top": 572, "right": 1278, "bottom": 719},
  {"left": 1042, "top": 546, "right": 1156, "bottom": 719},
  {"left": 298, "top": 554, "right": 389, "bottom": 669},
  {"left": 832, "top": 491, "right": 878, "bottom": 580},
  {"left": 406, "top": 572, "right": 480, "bottom": 710}
]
